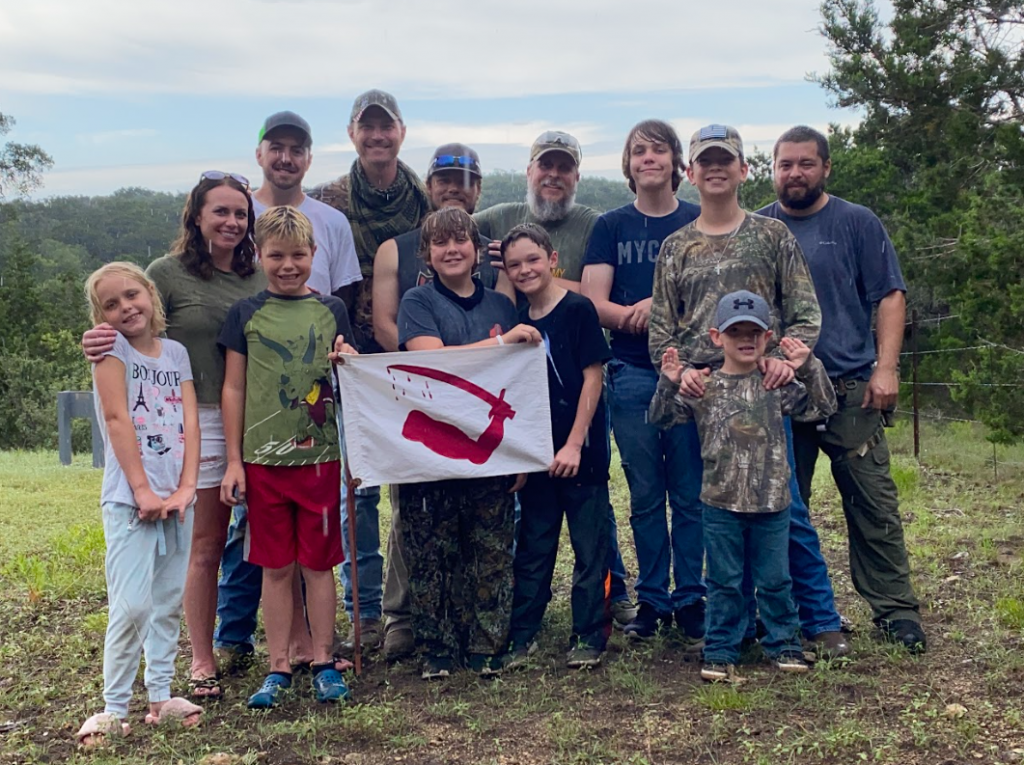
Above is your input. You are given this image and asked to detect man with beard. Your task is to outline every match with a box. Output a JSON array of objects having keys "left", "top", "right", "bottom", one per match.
[
  {"left": 310, "top": 90, "right": 432, "bottom": 654},
  {"left": 758, "top": 125, "right": 925, "bottom": 653},
  {"left": 474, "top": 131, "right": 598, "bottom": 291},
  {"left": 214, "top": 111, "right": 361, "bottom": 670},
  {"left": 474, "top": 130, "right": 637, "bottom": 630}
]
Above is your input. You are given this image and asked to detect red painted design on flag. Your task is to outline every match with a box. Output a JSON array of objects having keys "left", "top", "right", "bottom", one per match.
[{"left": 387, "top": 364, "right": 516, "bottom": 465}]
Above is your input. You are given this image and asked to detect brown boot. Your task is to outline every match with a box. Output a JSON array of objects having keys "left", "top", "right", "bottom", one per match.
[
  {"left": 383, "top": 625, "right": 415, "bottom": 662},
  {"left": 340, "top": 618, "right": 383, "bottom": 652}
]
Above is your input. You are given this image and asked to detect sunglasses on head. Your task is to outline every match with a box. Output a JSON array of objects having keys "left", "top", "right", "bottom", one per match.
[
  {"left": 431, "top": 155, "right": 476, "bottom": 170},
  {"left": 200, "top": 170, "right": 250, "bottom": 188}
]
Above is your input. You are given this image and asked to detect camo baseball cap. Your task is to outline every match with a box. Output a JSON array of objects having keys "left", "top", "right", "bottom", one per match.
[
  {"left": 715, "top": 290, "right": 771, "bottom": 332},
  {"left": 689, "top": 124, "right": 744, "bottom": 163},
  {"left": 529, "top": 130, "right": 582, "bottom": 166},
  {"left": 349, "top": 89, "right": 403, "bottom": 124},
  {"left": 258, "top": 111, "right": 312, "bottom": 147}
]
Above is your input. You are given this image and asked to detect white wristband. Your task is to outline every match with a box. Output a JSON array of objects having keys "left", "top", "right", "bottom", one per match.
[{"left": 496, "top": 334, "right": 505, "bottom": 346}]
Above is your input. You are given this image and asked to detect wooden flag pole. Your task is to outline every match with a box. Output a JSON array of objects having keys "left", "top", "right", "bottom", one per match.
[
  {"left": 345, "top": 464, "right": 362, "bottom": 676},
  {"left": 333, "top": 355, "right": 361, "bottom": 676}
]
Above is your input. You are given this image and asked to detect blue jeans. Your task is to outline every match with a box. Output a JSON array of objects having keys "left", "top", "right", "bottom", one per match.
[
  {"left": 214, "top": 503, "right": 261, "bottom": 650},
  {"left": 608, "top": 359, "right": 706, "bottom": 615},
  {"left": 704, "top": 506, "right": 802, "bottom": 664},
  {"left": 339, "top": 482, "right": 384, "bottom": 621},
  {"left": 741, "top": 418, "right": 841, "bottom": 638}
]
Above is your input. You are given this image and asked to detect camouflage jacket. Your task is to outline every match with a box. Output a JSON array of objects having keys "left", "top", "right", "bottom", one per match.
[
  {"left": 648, "top": 213, "right": 821, "bottom": 371},
  {"left": 648, "top": 356, "right": 837, "bottom": 513}
]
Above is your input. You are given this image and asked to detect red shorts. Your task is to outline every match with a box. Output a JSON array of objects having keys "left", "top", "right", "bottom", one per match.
[{"left": 244, "top": 461, "right": 343, "bottom": 571}]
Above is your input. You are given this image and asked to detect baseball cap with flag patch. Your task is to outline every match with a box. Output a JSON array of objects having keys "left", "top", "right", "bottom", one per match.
[
  {"left": 715, "top": 290, "right": 771, "bottom": 332},
  {"left": 689, "top": 124, "right": 744, "bottom": 164},
  {"left": 349, "top": 89, "right": 403, "bottom": 124}
]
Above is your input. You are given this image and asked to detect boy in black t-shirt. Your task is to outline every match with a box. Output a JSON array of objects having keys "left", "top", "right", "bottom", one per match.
[{"left": 501, "top": 223, "right": 613, "bottom": 669}]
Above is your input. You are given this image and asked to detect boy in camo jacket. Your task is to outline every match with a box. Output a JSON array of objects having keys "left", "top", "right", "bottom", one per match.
[{"left": 650, "top": 291, "right": 836, "bottom": 682}]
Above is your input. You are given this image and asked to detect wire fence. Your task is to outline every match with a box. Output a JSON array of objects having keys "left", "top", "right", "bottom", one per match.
[{"left": 894, "top": 311, "right": 1024, "bottom": 479}]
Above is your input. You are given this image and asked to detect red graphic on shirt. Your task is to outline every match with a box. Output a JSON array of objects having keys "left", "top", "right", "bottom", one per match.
[{"left": 387, "top": 364, "right": 515, "bottom": 465}]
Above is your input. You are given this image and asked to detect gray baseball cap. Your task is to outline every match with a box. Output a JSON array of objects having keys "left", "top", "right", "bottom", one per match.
[
  {"left": 350, "top": 89, "right": 402, "bottom": 124},
  {"left": 258, "top": 111, "right": 312, "bottom": 147},
  {"left": 715, "top": 290, "right": 771, "bottom": 331}
]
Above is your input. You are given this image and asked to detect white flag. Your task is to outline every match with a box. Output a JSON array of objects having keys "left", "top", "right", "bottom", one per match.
[{"left": 335, "top": 343, "right": 553, "bottom": 487}]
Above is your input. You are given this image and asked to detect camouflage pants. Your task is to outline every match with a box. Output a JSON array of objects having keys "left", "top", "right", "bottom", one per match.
[
  {"left": 792, "top": 378, "right": 921, "bottom": 624},
  {"left": 398, "top": 476, "right": 516, "bottom": 662}
]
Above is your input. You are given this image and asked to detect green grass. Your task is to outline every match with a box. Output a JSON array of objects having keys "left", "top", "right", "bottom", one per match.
[{"left": 2, "top": 431, "right": 1024, "bottom": 764}]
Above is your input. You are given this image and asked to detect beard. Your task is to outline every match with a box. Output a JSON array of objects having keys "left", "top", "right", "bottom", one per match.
[
  {"left": 526, "top": 183, "right": 576, "bottom": 222},
  {"left": 777, "top": 178, "right": 826, "bottom": 210}
]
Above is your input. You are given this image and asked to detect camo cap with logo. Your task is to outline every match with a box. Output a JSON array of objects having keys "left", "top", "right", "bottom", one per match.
[
  {"left": 689, "top": 124, "right": 744, "bottom": 164},
  {"left": 529, "top": 130, "right": 582, "bottom": 166},
  {"left": 349, "top": 89, "right": 403, "bottom": 124},
  {"left": 715, "top": 290, "right": 771, "bottom": 332}
]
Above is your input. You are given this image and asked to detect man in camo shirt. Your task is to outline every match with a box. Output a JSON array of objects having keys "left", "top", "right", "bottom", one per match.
[{"left": 648, "top": 124, "right": 850, "bottom": 657}]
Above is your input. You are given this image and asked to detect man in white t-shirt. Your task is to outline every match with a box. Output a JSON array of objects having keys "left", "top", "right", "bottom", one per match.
[
  {"left": 252, "top": 111, "right": 362, "bottom": 300},
  {"left": 215, "top": 110, "right": 362, "bottom": 670}
]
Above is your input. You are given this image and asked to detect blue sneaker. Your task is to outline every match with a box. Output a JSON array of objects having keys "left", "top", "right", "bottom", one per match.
[
  {"left": 312, "top": 667, "right": 351, "bottom": 703},
  {"left": 247, "top": 672, "right": 292, "bottom": 709}
]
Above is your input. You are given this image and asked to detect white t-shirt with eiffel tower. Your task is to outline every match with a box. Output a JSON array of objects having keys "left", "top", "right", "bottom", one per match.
[{"left": 95, "top": 333, "right": 194, "bottom": 506}]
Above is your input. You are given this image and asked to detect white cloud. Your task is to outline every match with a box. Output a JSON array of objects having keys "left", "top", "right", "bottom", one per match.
[{"left": 0, "top": 0, "right": 829, "bottom": 99}]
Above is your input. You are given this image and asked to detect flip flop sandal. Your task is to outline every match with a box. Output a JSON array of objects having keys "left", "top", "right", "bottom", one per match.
[
  {"left": 144, "top": 697, "right": 203, "bottom": 726},
  {"left": 75, "top": 713, "right": 130, "bottom": 748},
  {"left": 188, "top": 675, "right": 223, "bottom": 700}
]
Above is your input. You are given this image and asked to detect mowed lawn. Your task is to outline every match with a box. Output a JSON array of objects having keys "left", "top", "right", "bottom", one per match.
[{"left": 1, "top": 421, "right": 1023, "bottom": 765}]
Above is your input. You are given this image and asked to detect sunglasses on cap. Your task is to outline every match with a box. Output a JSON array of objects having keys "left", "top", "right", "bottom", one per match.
[
  {"left": 431, "top": 155, "right": 477, "bottom": 170},
  {"left": 200, "top": 170, "right": 250, "bottom": 188}
]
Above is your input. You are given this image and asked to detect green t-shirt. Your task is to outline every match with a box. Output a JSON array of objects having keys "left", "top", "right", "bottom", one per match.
[
  {"left": 218, "top": 291, "right": 353, "bottom": 466},
  {"left": 146, "top": 255, "right": 266, "bottom": 404},
  {"left": 473, "top": 202, "right": 599, "bottom": 283}
]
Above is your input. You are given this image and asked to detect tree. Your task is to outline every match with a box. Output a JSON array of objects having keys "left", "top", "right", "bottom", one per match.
[
  {"left": 0, "top": 113, "right": 53, "bottom": 200},
  {"left": 817, "top": 0, "right": 1024, "bottom": 441}
]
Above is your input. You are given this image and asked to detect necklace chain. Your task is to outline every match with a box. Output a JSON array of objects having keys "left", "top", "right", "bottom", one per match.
[{"left": 699, "top": 217, "right": 743, "bottom": 274}]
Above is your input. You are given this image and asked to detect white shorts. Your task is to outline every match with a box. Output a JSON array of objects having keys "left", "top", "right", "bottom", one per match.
[{"left": 197, "top": 405, "right": 227, "bottom": 490}]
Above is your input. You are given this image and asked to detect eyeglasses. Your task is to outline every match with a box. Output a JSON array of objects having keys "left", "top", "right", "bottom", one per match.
[
  {"left": 200, "top": 170, "right": 250, "bottom": 188},
  {"left": 431, "top": 155, "right": 477, "bottom": 170}
]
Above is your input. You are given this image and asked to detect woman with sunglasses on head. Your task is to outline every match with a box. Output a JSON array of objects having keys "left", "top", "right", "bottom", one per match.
[{"left": 82, "top": 172, "right": 265, "bottom": 699}]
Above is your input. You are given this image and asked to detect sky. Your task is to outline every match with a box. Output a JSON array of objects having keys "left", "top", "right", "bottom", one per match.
[{"left": 0, "top": 0, "right": 880, "bottom": 199}]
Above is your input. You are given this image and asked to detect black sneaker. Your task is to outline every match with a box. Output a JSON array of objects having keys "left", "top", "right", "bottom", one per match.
[
  {"left": 623, "top": 603, "right": 671, "bottom": 642},
  {"left": 876, "top": 618, "right": 927, "bottom": 654},
  {"left": 421, "top": 655, "right": 455, "bottom": 680},
  {"left": 775, "top": 650, "right": 810, "bottom": 673},
  {"left": 674, "top": 601, "right": 706, "bottom": 640},
  {"left": 566, "top": 644, "right": 603, "bottom": 669},
  {"left": 467, "top": 653, "right": 505, "bottom": 678},
  {"left": 502, "top": 640, "right": 538, "bottom": 672},
  {"left": 700, "top": 662, "right": 746, "bottom": 684}
]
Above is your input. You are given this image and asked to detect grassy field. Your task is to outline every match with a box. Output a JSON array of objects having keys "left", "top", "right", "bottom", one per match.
[{"left": 1, "top": 419, "right": 1023, "bottom": 764}]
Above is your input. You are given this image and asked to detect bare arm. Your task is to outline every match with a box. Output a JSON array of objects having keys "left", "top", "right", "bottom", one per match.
[
  {"left": 550, "top": 362, "right": 603, "bottom": 478},
  {"left": 581, "top": 264, "right": 635, "bottom": 331},
  {"left": 494, "top": 269, "right": 515, "bottom": 302},
  {"left": 371, "top": 239, "right": 401, "bottom": 353},
  {"left": 863, "top": 289, "right": 905, "bottom": 410},
  {"left": 404, "top": 323, "right": 542, "bottom": 352},
  {"left": 95, "top": 358, "right": 163, "bottom": 519},
  {"left": 164, "top": 380, "right": 199, "bottom": 520},
  {"left": 220, "top": 350, "right": 247, "bottom": 506}
]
